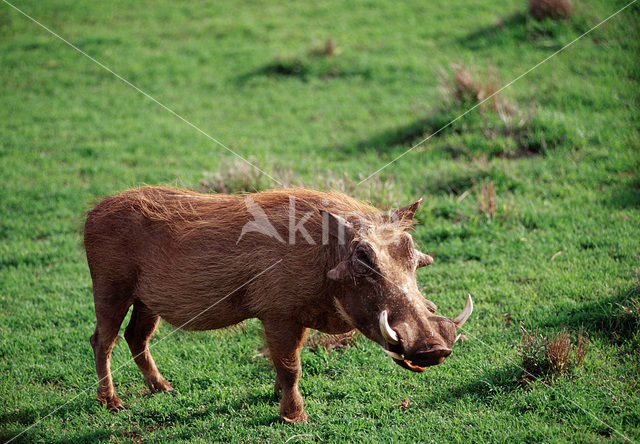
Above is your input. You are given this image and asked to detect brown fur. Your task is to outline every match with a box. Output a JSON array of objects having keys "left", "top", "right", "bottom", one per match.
[{"left": 85, "top": 186, "right": 465, "bottom": 422}]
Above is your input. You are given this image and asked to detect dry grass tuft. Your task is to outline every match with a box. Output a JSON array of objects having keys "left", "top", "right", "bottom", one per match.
[
  {"left": 520, "top": 325, "right": 547, "bottom": 379},
  {"left": 440, "top": 64, "right": 515, "bottom": 116},
  {"left": 254, "top": 330, "right": 358, "bottom": 360},
  {"left": 573, "top": 328, "right": 588, "bottom": 367},
  {"left": 322, "top": 38, "right": 337, "bottom": 56},
  {"left": 200, "top": 159, "right": 269, "bottom": 194},
  {"left": 321, "top": 171, "right": 401, "bottom": 210},
  {"left": 437, "top": 63, "right": 571, "bottom": 158},
  {"left": 545, "top": 330, "right": 572, "bottom": 375},
  {"left": 520, "top": 324, "right": 588, "bottom": 383},
  {"left": 310, "top": 38, "right": 340, "bottom": 57},
  {"left": 476, "top": 181, "right": 497, "bottom": 218},
  {"left": 398, "top": 398, "right": 412, "bottom": 410},
  {"left": 306, "top": 330, "right": 358, "bottom": 353},
  {"left": 529, "top": 0, "right": 572, "bottom": 20},
  {"left": 199, "top": 159, "right": 402, "bottom": 209}
]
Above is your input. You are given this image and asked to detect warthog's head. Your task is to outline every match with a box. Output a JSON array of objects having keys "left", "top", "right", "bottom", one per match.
[{"left": 324, "top": 200, "right": 472, "bottom": 372}]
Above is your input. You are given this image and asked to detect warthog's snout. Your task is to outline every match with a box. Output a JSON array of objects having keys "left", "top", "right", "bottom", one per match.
[
  {"left": 380, "top": 295, "right": 473, "bottom": 372},
  {"left": 396, "top": 346, "right": 453, "bottom": 372},
  {"left": 383, "top": 345, "right": 453, "bottom": 372}
]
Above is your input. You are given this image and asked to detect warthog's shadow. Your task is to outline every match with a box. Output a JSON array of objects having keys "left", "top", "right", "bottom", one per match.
[
  {"left": 210, "top": 391, "right": 280, "bottom": 426},
  {"left": 0, "top": 398, "right": 114, "bottom": 444},
  {"left": 433, "top": 365, "right": 521, "bottom": 406}
]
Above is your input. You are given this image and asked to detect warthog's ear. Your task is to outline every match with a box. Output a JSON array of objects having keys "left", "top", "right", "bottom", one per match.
[
  {"left": 391, "top": 198, "right": 423, "bottom": 223},
  {"left": 320, "top": 210, "right": 353, "bottom": 245},
  {"left": 416, "top": 250, "right": 434, "bottom": 268}
]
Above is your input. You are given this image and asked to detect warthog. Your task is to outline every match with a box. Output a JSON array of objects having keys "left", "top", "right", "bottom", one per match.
[{"left": 84, "top": 186, "right": 472, "bottom": 423}]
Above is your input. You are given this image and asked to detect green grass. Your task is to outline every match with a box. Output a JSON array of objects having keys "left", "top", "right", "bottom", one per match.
[{"left": 1, "top": 0, "right": 639, "bottom": 442}]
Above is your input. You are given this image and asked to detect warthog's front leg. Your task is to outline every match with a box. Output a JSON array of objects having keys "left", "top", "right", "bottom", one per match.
[{"left": 262, "top": 319, "right": 309, "bottom": 423}]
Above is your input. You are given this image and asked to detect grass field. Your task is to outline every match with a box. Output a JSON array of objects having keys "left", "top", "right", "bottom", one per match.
[{"left": 1, "top": 0, "right": 639, "bottom": 442}]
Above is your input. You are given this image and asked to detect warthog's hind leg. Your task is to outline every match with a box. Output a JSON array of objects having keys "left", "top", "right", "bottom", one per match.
[
  {"left": 124, "top": 301, "right": 174, "bottom": 393},
  {"left": 90, "top": 282, "right": 132, "bottom": 412},
  {"left": 262, "top": 319, "right": 309, "bottom": 424}
]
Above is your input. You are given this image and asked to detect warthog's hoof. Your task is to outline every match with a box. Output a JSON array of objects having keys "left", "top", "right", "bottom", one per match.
[
  {"left": 145, "top": 377, "right": 175, "bottom": 393},
  {"left": 98, "top": 395, "right": 126, "bottom": 412},
  {"left": 109, "top": 404, "right": 127, "bottom": 413},
  {"left": 280, "top": 412, "right": 308, "bottom": 424}
]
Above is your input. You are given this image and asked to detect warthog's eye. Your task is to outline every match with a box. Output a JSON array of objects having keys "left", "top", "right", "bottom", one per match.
[{"left": 353, "top": 248, "right": 376, "bottom": 274}]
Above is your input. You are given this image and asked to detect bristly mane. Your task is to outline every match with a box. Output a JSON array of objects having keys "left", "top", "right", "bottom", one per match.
[{"left": 95, "top": 186, "right": 416, "bottom": 238}]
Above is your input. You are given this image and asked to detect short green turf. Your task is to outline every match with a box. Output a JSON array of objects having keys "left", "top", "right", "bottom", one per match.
[{"left": 1, "top": 0, "right": 639, "bottom": 442}]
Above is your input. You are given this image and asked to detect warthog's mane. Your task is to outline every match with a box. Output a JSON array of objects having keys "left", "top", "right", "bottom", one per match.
[{"left": 96, "top": 186, "right": 416, "bottom": 242}]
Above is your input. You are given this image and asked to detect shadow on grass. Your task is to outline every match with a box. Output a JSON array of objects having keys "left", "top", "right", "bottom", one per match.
[
  {"left": 239, "top": 58, "right": 311, "bottom": 82},
  {"left": 202, "top": 390, "right": 281, "bottom": 426},
  {"left": 457, "top": 12, "right": 528, "bottom": 50},
  {"left": 0, "top": 398, "right": 91, "bottom": 428},
  {"left": 607, "top": 178, "right": 640, "bottom": 209},
  {"left": 0, "top": 398, "right": 105, "bottom": 444},
  {"left": 541, "top": 285, "right": 640, "bottom": 344},
  {"left": 458, "top": 12, "right": 527, "bottom": 49},
  {"left": 335, "top": 100, "right": 571, "bottom": 161},
  {"left": 457, "top": 10, "right": 586, "bottom": 51},
  {"left": 48, "top": 431, "right": 114, "bottom": 444},
  {"left": 336, "top": 114, "right": 455, "bottom": 155},
  {"left": 436, "top": 365, "right": 522, "bottom": 405},
  {"left": 236, "top": 57, "right": 372, "bottom": 84},
  {"left": 0, "top": 429, "right": 114, "bottom": 444},
  {"left": 7, "top": 389, "right": 280, "bottom": 442}
]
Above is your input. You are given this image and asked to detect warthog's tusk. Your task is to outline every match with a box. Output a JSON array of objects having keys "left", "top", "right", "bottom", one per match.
[
  {"left": 455, "top": 334, "right": 461, "bottom": 343},
  {"left": 452, "top": 294, "right": 473, "bottom": 328},
  {"left": 382, "top": 348, "right": 404, "bottom": 360},
  {"left": 379, "top": 310, "right": 399, "bottom": 344}
]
